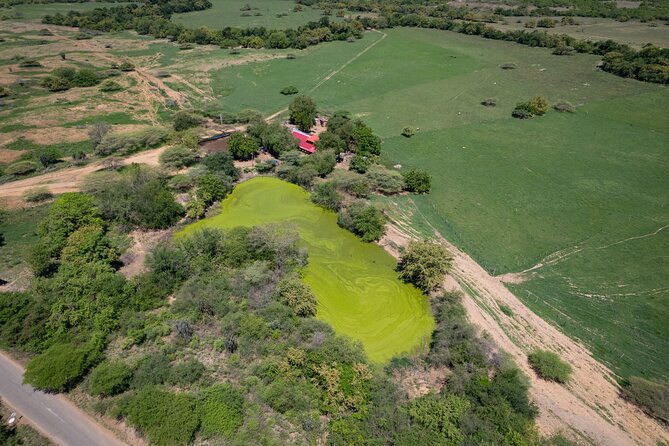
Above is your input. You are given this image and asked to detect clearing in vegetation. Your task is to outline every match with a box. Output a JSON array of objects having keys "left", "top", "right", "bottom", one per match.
[{"left": 177, "top": 176, "right": 435, "bottom": 362}]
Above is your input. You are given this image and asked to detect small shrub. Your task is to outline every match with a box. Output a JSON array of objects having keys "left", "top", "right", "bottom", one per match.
[
  {"left": 365, "top": 164, "right": 404, "bottom": 194},
  {"left": 119, "top": 61, "right": 135, "bottom": 72},
  {"left": 280, "top": 85, "right": 299, "bottom": 95},
  {"left": 401, "top": 127, "right": 415, "bottom": 137},
  {"left": 554, "top": 100, "right": 575, "bottom": 113},
  {"left": 528, "top": 350, "right": 572, "bottom": 383},
  {"left": 89, "top": 360, "right": 132, "bottom": 397},
  {"left": 338, "top": 201, "right": 386, "bottom": 242},
  {"left": 5, "top": 160, "right": 38, "bottom": 175},
  {"left": 159, "top": 146, "right": 197, "bottom": 169},
  {"left": 310, "top": 181, "right": 342, "bottom": 211},
  {"left": 403, "top": 169, "right": 432, "bottom": 194},
  {"left": 120, "top": 387, "right": 199, "bottom": 446},
  {"left": 168, "top": 174, "right": 194, "bottom": 191},
  {"left": 23, "top": 187, "right": 53, "bottom": 203},
  {"left": 274, "top": 274, "right": 317, "bottom": 317},
  {"left": 499, "top": 303, "right": 514, "bottom": 317},
  {"left": 173, "top": 111, "right": 202, "bottom": 131},
  {"left": 72, "top": 69, "right": 99, "bottom": 87},
  {"left": 500, "top": 62, "right": 517, "bottom": 69},
  {"left": 527, "top": 96, "right": 549, "bottom": 115},
  {"left": 512, "top": 108, "right": 531, "bottom": 119},
  {"left": 481, "top": 98, "right": 497, "bottom": 107},
  {"left": 99, "top": 79, "right": 122, "bottom": 92},
  {"left": 23, "top": 343, "right": 89, "bottom": 392},
  {"left": 198, "top": 384, "right": 245, "bottom": 438},
  {"left": 167, "top": 359, "right": 205, "bottom": 386},
  {"left": 42, "top": 75, "right": 71, "bottom": 92}
]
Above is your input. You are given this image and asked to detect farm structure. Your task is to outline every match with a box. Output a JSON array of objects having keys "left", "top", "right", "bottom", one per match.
[{"left": 291, "top": 129, "right": 319, "bottom": 154}]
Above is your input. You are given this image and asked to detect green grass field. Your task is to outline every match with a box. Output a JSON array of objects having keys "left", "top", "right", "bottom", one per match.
[
  {"left": 199, "top": 27, "right": 668, "bottom": 379},
  {"left": 177, "top": 177, "right": 435, "bottom": 363},
  {"left": 172, "top": 0, "right": 328, "bottom": 30},
  {"left": 0, "top": 205, "right": 49, "bottom": 288}
]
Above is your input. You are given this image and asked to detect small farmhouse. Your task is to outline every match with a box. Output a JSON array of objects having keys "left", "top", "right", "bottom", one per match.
[{"left": 291, "top": 129, "right": 319, "bottom": 154}]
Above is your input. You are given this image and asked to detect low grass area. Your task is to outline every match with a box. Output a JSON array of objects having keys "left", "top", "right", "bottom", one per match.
[
  {"left": 178, "top": 177, "right": 434, "bottom": 362},
  {"left": 203, "top": 27, "right": 669, "bottom": 379},
  {"left": 172, "top": 0, "right": 330, "bottom": 30},
  {"left": 0, "top": 204, "right": 49, "bottom": 286}
]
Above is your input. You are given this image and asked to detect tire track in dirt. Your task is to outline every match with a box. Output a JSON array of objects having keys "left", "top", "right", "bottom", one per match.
[{"left": 380, "top": 217, "right": 669, "bottom": 446}]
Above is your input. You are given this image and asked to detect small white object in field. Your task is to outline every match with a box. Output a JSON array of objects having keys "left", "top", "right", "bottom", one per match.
[
  {"left": 493, "top": 82, "right": 497, "bottom": 85},
  {"left": 457, "top": 112, "right": 462, "bottom": 115},
  {"left": 394, "top": 164, "right": 402, "bottom": 169},
  {"left": 540, "top": 68, "right": 546, "bottom": 71}
]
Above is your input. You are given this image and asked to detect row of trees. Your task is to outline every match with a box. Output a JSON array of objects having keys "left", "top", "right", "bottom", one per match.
[{"left": 42, "top": 4, "right": 363, "bottom": 50}]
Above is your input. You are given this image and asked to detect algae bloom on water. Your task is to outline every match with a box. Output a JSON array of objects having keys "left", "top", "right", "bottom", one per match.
[{"left": 177, "top": 177, "right": 434, "bottom": 362}]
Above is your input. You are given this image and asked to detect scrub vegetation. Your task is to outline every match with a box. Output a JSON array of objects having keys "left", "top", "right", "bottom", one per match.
[{"left": 0, "top": 0, "right": 667, "bottom": 444}]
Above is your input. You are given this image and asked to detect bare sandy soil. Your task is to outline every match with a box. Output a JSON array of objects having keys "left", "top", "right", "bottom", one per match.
[
  {"left": 0, "top": 146, "right": 166, "bottom": 208},
  {"left": 379, "top": 221, "right": 669, "bottom": 445}
]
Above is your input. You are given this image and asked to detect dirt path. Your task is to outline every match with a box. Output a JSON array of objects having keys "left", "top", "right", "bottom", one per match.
[
  {"left": 0, "top": 147, "right": 167, "bottom": 208},
  {"left": 380, "top": 219, "right": 669, "bottom": 446}
]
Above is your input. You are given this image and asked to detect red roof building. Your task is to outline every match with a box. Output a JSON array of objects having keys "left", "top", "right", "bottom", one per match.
[{"left": 291, "top": 129, "right": 319, "bottom": 154}]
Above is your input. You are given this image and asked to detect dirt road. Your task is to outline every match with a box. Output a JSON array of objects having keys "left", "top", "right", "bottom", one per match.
[
  {"left": 0, "top": 147, "right": 166, "bottom": 208},
  {"left": 381, "top": 222, "right": 669, "bottom": 446},
  {"left": 0, "top": 352, "right": 127, "bottom": 446}
]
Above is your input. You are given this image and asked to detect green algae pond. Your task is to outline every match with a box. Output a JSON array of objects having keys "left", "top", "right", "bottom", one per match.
[{"left": 177, "top": 176, "right": 434, "bottom": 363}]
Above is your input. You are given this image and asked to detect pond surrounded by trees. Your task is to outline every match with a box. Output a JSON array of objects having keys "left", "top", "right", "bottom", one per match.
[{"left": 178, "top": 176, "right": 434, "bottom": 362}]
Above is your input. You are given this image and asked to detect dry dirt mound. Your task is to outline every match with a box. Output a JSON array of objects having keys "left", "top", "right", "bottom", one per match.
[
  {"left": 380, "top": 220, "right": 669, "bottom": 446},
  {"left": 0, "top": 147, "right": 166, "bottom": 208}
]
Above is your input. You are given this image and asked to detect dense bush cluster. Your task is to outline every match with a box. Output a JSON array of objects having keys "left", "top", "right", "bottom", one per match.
[
  {"left": 86, "top": 165, "right": 184, "bottom": 230},
  {"left": 42, "top": 67, "right": 100, "bottom": 92},
  {"left": 527, "top": 350, "right": 573, "bottom": 383},
  {"left": 337, "top": 201, "right": 386, "bottom": 242},
  {"left": 95, "top": 128, "right": 168, "bottom": 156},
  {"left": 398, "top": 240, "right": 452, "bottom": 293}
]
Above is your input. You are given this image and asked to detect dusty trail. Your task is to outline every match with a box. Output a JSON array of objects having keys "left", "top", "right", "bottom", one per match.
[
  {"left": 0, "top": 147, "right": 166, "bottom": 208},
  {"left": 381, "top": 221, "right": 669, "bottom": 446}
]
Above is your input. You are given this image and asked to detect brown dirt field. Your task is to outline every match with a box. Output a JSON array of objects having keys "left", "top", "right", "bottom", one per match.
[
  {"left": 379, "top": 217, "right": 669, "bottom": 446},
  {"left": 0, "top": 146, "right": 167, "bottom": 208},
  {"left": 0, "top": 149, "right": 26, "bottom": 164}
]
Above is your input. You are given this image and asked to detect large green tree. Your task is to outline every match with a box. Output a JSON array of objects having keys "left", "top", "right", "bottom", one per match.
[
  {"left": 228, "top": 132, "right": 259, "bottom": 160},
  {"left": 398, "top": 240, "right": 452, "bottom": 293},
  {"left": 289, "top": 95, "right": 318, "bottom": 132}
]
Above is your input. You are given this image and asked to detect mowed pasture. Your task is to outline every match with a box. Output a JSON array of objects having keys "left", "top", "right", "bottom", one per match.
[
  {"left": 172, "top": 0, "right": 329, "bottom": 30},
  {"left": 203, "top": 27, "right": 669, "bottom": 379},
  {"left": 178, "top": 177, "right": 435, "bottom": 363}
]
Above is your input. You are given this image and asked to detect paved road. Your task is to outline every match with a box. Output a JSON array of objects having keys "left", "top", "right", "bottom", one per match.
[{"left": 0, "top": 352, "right": 127, "bottom": 446}]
